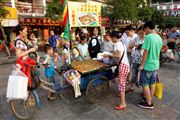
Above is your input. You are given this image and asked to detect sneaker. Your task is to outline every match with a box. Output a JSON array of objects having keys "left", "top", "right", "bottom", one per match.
[
  {"left": 125, "top": 88, "right": 135, "bottom": 94},
  {"left": 138, "top": 102, "right": 154, "bottom": 109}
]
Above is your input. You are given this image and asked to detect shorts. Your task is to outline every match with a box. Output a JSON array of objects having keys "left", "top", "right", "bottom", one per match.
[
  {"left": 131, "top": 63, "right": 140, "bottom": 84},
  {"left": 47, "top": 76, "right": 55, "bottom": 83},
  {"left": 140, "top": 70, "right": 157, "bottom": 87},
  {"left": 115, "top": 63, "right": 129, "bottom": 92}
]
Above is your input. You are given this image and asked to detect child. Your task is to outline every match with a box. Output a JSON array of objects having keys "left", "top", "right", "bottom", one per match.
[
  {"left": 59, "top": 35, "right": 70, "bottom": 64},
  {"left": 126, "top": 27, "right": 145, "bottom": 94},
  {"left": 77, "top": 36, "right": 90, "bottom": 61},
  {"left": 43, "top": 44, "right": 58, "bottom": 101}
]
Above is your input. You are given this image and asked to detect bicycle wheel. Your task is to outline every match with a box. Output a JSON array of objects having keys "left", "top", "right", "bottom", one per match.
[
  {"left": 86, "top": 76, "right": 109, "bottom": 103},
  {"left": 9, "top": 92, "right": 37, "bottom": 120}
]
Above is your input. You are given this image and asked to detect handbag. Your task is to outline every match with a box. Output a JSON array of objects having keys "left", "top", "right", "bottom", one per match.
[
  {"left": 28, "top": 66, "right": 41, "bottom": 90},
  {"left": 154, "top": 75, "right": 163, "bottom": 99},
  {"left": 114, "top": 50, "right": 125, "bottom": 77}
]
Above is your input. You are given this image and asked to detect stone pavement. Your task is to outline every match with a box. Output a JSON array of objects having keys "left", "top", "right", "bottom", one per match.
[{"left": 0, "top": 52, "right": 180, "bottom": 120}]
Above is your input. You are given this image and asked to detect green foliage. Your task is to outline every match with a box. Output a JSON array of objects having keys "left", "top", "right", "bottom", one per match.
[
  {"left": 0, "top": 0, "right": 9, "bottom": 19},
  {"left": 103, "top": 0, "right": 148, "bottom": 21},
  {"left": 105, "top": 0, "right": 139, "bottom": 21},
  {"left": 45, "top": 0, "right": 78, "bottom": 21},
  {"left": 138, "top": 7, "right": 155, "bottom": 21},
  {"left": 45, "top": 0, "right": 62, "bottom": 21}
]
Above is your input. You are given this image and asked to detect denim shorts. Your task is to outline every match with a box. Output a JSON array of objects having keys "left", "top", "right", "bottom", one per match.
[
  {"left": 131, "top": 63, "right": 140, "bottom": 84},
  {"left": 140, "top": 70, "right": 157, "bottom": 87}
]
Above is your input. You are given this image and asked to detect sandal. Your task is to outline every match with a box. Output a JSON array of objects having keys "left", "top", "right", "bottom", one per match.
[{"left": 114, "top": 105, "right": 127, "bottom": 110}]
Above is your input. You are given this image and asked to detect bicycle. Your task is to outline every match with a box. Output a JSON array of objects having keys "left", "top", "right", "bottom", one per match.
[
  {"left": 9, "top": 61, "right": 113, "bottom": 119},
  {"left": 9, "top": 63, "right": 70, "bottom": 120}
]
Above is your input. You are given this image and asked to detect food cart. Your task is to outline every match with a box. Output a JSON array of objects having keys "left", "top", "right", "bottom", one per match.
[{"left": 61, "top": 1, "right": 115, "bottom": 103}]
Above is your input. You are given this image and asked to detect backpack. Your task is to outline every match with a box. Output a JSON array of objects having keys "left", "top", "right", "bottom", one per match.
[
  {"left": 29, "top": 66, "right": 41, "bottom": 90},
  {"left": 88, "top": 36, "right": 101, "bottom": 58}
]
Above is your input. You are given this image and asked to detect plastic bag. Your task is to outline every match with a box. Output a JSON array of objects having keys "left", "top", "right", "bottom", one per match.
[
  {"left": 6, "top": 64, "right": 28, "bottom": 101},
  {"left": 154, "top": 82, "right": 163, "bottom": 99}
]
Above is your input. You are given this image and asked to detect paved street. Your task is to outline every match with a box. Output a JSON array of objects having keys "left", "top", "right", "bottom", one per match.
[{"left": 0, "top": 52, "right": 180, "bottom": 120}]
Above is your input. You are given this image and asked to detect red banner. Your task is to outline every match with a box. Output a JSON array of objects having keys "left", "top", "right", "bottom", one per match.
[{"left": 19, "top": 18, "right": 63, "bottom": 26}]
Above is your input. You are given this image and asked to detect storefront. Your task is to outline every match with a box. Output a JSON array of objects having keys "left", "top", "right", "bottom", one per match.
[
  {"left": 0, "top": 7, "right": 18, "bottom": 50},
  {"left": 18, "top": 17, "right": 64, "bottom": 49}
]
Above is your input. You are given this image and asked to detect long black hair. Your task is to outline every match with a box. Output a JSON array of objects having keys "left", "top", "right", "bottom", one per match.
[{"left": 16, "top": 24, "right": 26, "bottom": 35}]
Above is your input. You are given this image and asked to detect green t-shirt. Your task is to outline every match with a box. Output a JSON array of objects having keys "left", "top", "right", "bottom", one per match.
[{"left": 142, "top": 33, "right": 162, "bottom": 71}]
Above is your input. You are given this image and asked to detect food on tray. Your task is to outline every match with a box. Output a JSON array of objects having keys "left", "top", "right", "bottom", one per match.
[
  {"left": 72, "top": 60, "right": 108, "bottom": 73},
  {"left": 79, "top": 14, "right": 96, "bottom": 25}
]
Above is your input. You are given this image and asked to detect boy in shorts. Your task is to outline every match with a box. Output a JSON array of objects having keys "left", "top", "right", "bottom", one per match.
[
  {"left": 138, "top": 21, "right": 162, "bottom": 109},
  {"left": 43, "top": 44, "right": 58, "bottom": 101}
]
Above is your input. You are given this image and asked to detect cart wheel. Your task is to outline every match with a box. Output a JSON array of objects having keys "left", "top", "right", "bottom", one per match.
[{"left": 86, "top": 76, "right": 109, "bottom": 103}]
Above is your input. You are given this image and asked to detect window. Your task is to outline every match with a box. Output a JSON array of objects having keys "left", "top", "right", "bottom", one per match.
[
  {"left": 174, "top": 5, "right": 178, "bottom": 9},
  {"left": 159, "top": 6, "right": 162, "bottom": 10},
  {"left": 166, "top": 6, "right": 170, "bottom": 10}
]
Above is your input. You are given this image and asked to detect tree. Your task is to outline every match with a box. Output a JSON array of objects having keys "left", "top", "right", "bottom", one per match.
[
  {"left": 45, "top": 0, "right": 77, "bottom": 21},
  {"left": 45, "top": 0, "right": 62, "bottom": 21},
  {"left": 102, "top": 0, "right": 147, "bottom": 22},
  {"left": 138, "top": 7, "right": 154, "bottom": 21},
  {"left": 0, "top": 0, "right": 11, "bottom": 58}
]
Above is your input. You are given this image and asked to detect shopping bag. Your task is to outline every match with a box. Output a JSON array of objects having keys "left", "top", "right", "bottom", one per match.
[
  {"left": 6, "top": 65, "right": 28, "bottom": 101},
  {"left": 154, "top": 82, "right": 163, "bottom": 99}
]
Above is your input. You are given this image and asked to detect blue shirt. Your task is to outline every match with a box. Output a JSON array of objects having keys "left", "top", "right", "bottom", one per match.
[
  {"left": 44, "top": 55, "right": 55, "bottom": 77},
  {"left": 48, "top": 35, "right": 57, "bottom": 48},
  {"left": 168, "top": 32, "right": 180, "bottom": 39}
]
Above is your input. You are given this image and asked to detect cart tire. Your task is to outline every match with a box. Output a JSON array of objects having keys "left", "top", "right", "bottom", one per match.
[
  {"left": 86, "top": 76, "right": 109, "bottom": 103},
  {"left": 9, "top": 92, "right": 37, "bottom": 120}
]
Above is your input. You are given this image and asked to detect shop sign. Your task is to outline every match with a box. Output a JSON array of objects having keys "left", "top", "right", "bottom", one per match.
[
  {"left": 19, "top": 18, "right": 63, "bottom": 26},
  {"left": 1, "top": 19, "right": 18, "bottom": 27},
  {"left": 4, "top": 7, "right": 18, "bottom": 19},
  {"left": 68, "top": 1, "right": 101, "bottom": 27}
]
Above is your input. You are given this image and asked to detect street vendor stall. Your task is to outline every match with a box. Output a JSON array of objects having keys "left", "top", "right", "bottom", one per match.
[
  {"left": 59, "top": 1, "right": 114, "bottom": 102},
  {"left": 60, "top": 1, "right": 116, "bottom": 103}
]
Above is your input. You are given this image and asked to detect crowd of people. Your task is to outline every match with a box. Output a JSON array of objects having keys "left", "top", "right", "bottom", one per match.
[{"left": 13, "top": 20, "right": 180, "bottom": 111}]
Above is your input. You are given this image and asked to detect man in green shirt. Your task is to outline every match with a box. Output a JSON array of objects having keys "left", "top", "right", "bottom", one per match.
[{"left": 138, "top": 21, "right": 162, "bottom": 109}]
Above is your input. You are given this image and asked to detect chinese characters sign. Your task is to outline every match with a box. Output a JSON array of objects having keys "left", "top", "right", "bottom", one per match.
[{"left": 68, "top": 1, "right": 101, "bottom": 27}]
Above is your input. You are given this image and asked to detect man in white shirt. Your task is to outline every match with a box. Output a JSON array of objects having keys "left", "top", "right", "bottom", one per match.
[{"left": 103, "top": 31, "right": 113, "bottom": 53}]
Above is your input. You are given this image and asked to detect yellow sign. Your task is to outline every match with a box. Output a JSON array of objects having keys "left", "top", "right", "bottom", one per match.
[
  {"left": 68, "top": 1, "right": 101, "bottom": 27},
  {"left": 4, "top": 7, "right": 18, "bottom": 19}
]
